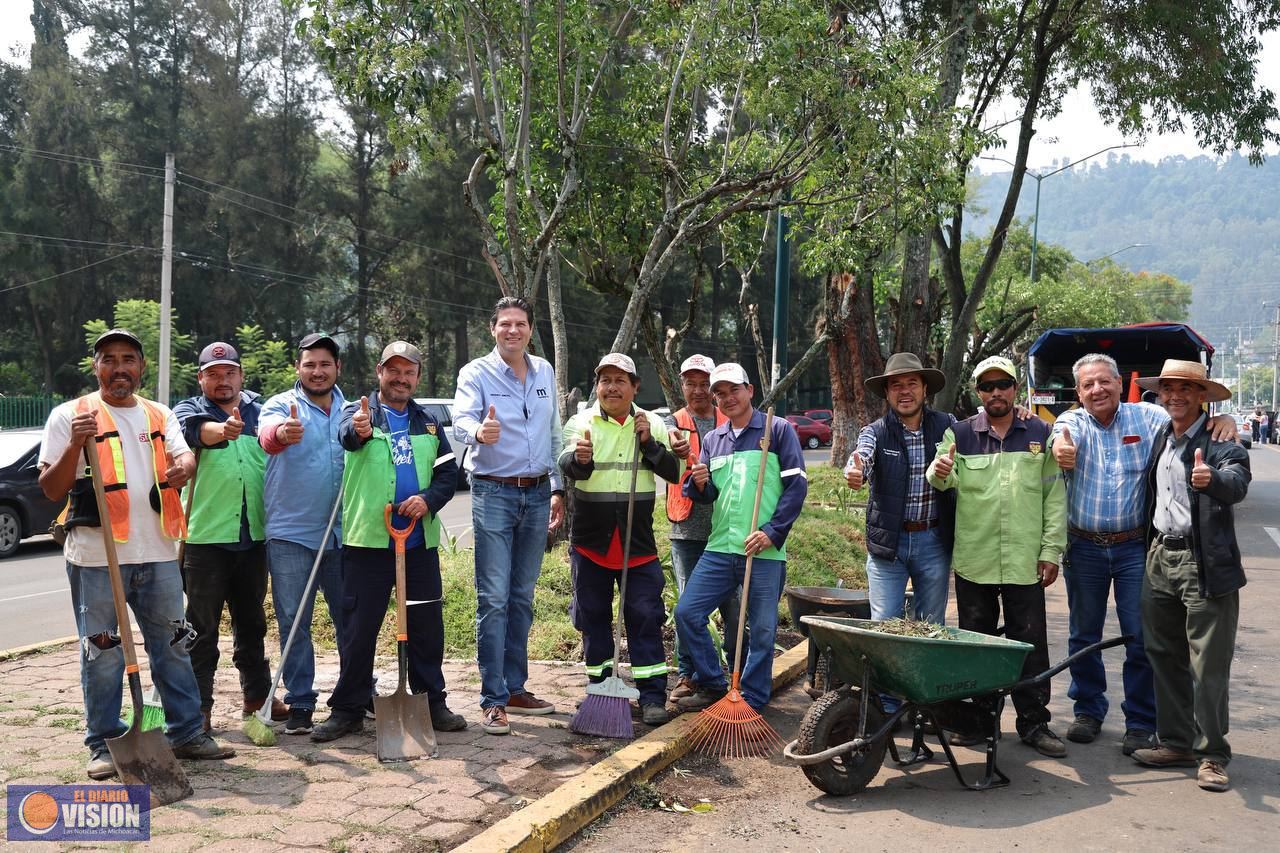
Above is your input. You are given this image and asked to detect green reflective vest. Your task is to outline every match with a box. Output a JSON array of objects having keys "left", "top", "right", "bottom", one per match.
[
  {"left": 182, "top": 436, "right": 266, "bottom": 545},
  {"left": 342, "top": 428, "right": 442, "bottom": 549}
]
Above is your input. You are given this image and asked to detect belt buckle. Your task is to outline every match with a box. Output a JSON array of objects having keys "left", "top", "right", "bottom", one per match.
[{"left": 1092, "top": 532, "right": 1110, "bottom": 547}]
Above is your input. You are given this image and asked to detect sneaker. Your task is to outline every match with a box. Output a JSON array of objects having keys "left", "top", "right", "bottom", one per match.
[
  {"left": 1132, "top": 744, "right": 1197, "bottom": 768},
  {"left": 1197, "top": 760, "right": 1230, "bottom": 792},
  {"left": 172, "top": 733, "right": 236, "bottom": 760},
  {"left": 641, "top": 704, "right": 670, "bottom": 726},
  {"left": 284, "top": 707, "right": 314, "bottom": 735},
  {"left": 430, "top": 702, "right": 468, "bottom": 732},
  {"left": 242, "top": 696, "right": 290, "bottom": 722},
  {"left": 506, "top": 691, "right": 555, "bottom": 715},
  {"left": 945, "top": 731, "right": 984, "bottom": 748},
  {"left": 1121, "top": 728, "right": 1157, "bottom": 756},
  {"left": 1021, "top": 725, "right": 1067, "bottom": 758},
  {"left": 309, "top": 713, "right": 364, "bottom": 743},
  {"left": 1067, "top": 714, "right": 1102, "bottom": 744},
  {"left": 482, "top": 706, "right": 510, "bottom": 735},
  {"left": 675, "top": 685, "right": 729, "bottom": 711},
  {"left": 86, "top": 748, "right": 116, "bottom": 780},
  {"left": 669, "top": 676, "right": 697, "bottom": 700}
]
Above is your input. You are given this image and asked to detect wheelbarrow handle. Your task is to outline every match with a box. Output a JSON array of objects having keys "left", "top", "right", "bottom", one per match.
[
  {"left": 383, "top": 502, "right": 420, "bottom": 550},
  {"left": 1012, "top": 634, "right": 1133, "bottom": 691}
]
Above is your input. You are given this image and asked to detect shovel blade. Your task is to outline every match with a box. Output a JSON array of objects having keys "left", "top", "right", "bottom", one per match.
[
  {"left": 374, "top": 689, "right": 437, "bottom": 763},
  {"left": 106, "top": 727, "right": 193, "bottom": 807}
]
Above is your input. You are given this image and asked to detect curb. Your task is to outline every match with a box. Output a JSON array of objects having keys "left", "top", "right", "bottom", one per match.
[
  {"left": 0, "top": 635, "right": 79, "bottom": 662},
  {"left": 453, "top": 642, "right": 809, "bottom": 853}
]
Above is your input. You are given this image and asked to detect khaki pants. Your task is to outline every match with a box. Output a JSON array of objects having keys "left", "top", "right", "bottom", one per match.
[{"left": 1142, "top": 542, "right": 1239, "bottom": 764}]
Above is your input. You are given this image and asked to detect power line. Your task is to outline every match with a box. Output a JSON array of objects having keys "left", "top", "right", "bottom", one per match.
[
  {"left": 0, "top": 143, "right": 168, "bottom": 180},
  {"left": 0, "top": 248, "right": 142, "bottom": 295}
]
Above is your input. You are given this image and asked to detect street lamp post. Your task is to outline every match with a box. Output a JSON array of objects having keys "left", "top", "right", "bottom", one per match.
[
  {"left": 1086, "top": 243, "right": 1149, "bottom": 265},
  {"left": 982, "top": 143, "right": 1137, "bottom": 282}
]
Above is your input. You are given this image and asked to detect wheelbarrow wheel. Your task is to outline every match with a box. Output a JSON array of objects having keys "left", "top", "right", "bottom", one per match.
[{"left": 796, "top": 686, "right": 887, "bottom": 796}]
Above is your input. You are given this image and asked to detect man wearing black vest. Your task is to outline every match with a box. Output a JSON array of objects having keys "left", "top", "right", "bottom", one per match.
[{"left": 845, "top": 353, "right": 956, "bottom": 625}]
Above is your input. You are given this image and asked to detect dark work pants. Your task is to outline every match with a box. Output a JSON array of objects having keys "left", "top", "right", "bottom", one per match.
[
  {"left": 327, "top": 545, "right": 446, "bottom": 718},
  {"left": 182, "top": 542, "right": 271, "bottom": 710},
  {"left": 955, "top": 574, "right": 1051, "bottom": 737},
  {"left": 570, "top": 550, "right": 669, "bottom": 706}
]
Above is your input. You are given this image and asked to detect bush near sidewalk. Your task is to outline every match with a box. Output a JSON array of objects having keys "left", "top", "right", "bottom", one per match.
[{"left": 241, "top": 465, "right": 868, "bottom": 661}]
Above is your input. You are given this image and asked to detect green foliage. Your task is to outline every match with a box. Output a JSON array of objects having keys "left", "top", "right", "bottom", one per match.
[
  {"left": 234, "top": 324, "right": 296, "bottom": 397},
  {"left": 80, "top": 300, "right": 196, "bottom": 399},
  {"left": 0, "top": 362, "right": 43, "bottom": 396}
]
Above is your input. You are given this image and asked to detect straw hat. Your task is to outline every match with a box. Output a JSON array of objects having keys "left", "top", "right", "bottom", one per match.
[
  {"left": 864, "top": 353, "right": 946, "bottom": 398},
  {"left": 1135, "top": 359, "right": 1231, "bottom": 403}
]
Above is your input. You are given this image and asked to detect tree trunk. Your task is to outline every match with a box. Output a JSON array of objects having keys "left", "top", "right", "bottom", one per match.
[
  {"left": 895, "top": 231, "right": 932, "bottom": 356},
  {"left": 826, "top": 268, "right": 884, "bottom": 465},
  {"left": 454, "top": 319, "right": 469, "bottom": 385},
  {"left": 545, "top": 246, "right": 570, "bottom": 420}
]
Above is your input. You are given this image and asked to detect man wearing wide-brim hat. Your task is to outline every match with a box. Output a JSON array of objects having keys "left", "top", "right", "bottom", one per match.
[
  {"left": 844, "top": 353, "right": 956, "bottom": 627},
  {"left": 1129, "top": 359, "right": 1250, "bottom": 793}
]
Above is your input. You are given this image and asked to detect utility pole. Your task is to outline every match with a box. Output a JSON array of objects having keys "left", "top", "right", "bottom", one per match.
[
  {"left": 1272, "top": 303, "right": 1279, "bottom": 412},
  {"left": 158, "top": 153, "right": 175, "bottom": 405}
]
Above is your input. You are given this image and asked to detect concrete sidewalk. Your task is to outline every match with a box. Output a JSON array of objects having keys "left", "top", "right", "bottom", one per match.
[{"left": 0, "top": 645, "right": 620, "bottom": 851}]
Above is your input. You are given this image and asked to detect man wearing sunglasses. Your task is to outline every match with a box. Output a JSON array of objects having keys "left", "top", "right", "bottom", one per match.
[{"left": 928, "top": 355, "right": 1068, "bottom": 757}]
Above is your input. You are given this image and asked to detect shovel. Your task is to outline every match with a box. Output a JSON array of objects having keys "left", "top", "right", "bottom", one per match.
[
  {"left": 84, "top": 444, "right": 193, "bottom": 807},
  {"left": 375, "top": 503, "right": 437, "bottom": 762}
]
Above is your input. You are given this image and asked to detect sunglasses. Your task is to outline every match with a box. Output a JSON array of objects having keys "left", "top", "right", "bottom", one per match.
[{"left": 976, "top": 377, "right": 1016, "bottom": 393}]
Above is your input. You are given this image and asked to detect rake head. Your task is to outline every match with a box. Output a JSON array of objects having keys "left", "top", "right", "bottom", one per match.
[{"left": 687, "top": 687, "right": 783, "bottom": 759}]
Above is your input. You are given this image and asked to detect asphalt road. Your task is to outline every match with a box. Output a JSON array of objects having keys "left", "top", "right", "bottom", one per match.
[{"left": 570, "top": 444, "right": 1280, "bottom": 852}]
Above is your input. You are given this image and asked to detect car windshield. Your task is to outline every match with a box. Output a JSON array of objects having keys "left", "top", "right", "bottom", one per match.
[{"left": 0, "top": 432, "right": 39, "bottom": 468}]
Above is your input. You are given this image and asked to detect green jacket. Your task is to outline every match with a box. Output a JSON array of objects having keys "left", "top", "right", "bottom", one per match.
[
  {"left": 927, "top": 413, "right": 1066, "bottom": 585},
  {"left": 183, "top": 437, "right": 267, "bottom": 545}
]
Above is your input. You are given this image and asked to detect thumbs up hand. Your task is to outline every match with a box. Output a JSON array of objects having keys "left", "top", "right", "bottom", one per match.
[
  {"left": 933, "top": 443, "right": 957, "bottom": 479},
  {"left": 479, "top": 404, "right": 501, "bottom": 445},
  {"left": 670, "top": 428, "right": 691, "bottom": 461},
  {"left": 354, "top": 395, "right": 373, "bottom": 439},
  {"left": 1054, "top": 425, "right": 1076, "bottom": 470},
  {"left": 845, "top": 451, "right": 865, "bottom": 490},
  {"left": 575, "top": 428, "right": 594, "bottom": 464},
  {"left": 222, "top": 406, "right": 244, "bottom": 441},
  {"left": 690, "top": 461, "right": 710, "bottom": 489},
  {"left": 280, "top": 402, "right": 305, "bottom": 446},
  {"left": 1190, "top": 447, "right": 1212, "bottom": 490}
]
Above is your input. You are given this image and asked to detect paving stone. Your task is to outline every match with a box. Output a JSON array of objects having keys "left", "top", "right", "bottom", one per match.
[
  {"left": 346, "top": 785, "right": 427, "bottom": 808},
  {"left": 206, "top": 813, "right": 280, "bottom": 839},
  {"left": 134, "top": 832, "right": 209, "bottom": 852},
  {"left": 379, "top": 808, "right": 430, "bottom": 831},
  {"left": 303, "top": 781, "right": 364, "bottom": 801},
  {"left": 191, "top": 839, "right": 283, "bottom": 853},
  {"left": 413, "top": 820, "right": 476, "bottom": 842},
  {"left": 341, "top": 830, "right": 404, "bottom": 853},
  {"left": 411, "top": 792, "right": 488, "bottom": 822},
  {"left": 340, "top": 805, "right": 403, "bottom": 828},
  {"left": 278, "top": 798, "right": 360, "bottom": 822},
  {"left": 272, "top": 820, "right": 347, "bottom": 847}
]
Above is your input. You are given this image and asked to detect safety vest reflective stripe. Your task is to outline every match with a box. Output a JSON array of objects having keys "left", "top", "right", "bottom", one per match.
[
  {"left": 629, "top": 662, "right": 669, "bottom": 679},
  {"left": 584, "top": 659, "right": 614, "bottom": 677}
]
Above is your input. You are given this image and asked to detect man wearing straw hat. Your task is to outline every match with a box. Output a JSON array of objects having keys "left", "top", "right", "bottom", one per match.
[
  {"left": 560, "top": 353, "right": 684, "bottom": 726},
  {"left": 1128, "top": 360, "right": 1249, "bottom": 792},
  {"left": 675, "top": 363, "right": 807, "bottom": 712}
]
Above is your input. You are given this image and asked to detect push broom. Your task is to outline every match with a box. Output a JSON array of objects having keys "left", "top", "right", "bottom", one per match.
[
  {"left": 569, "top": 434, "right": 642, "bottom": 739},
  {"left": 688, "top": 408, "right": 785, "bottom": 758}
]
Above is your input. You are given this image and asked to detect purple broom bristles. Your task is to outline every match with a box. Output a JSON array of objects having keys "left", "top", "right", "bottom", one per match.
[{"left": 569, "top": 694, "right": 634, "bottom": 739}]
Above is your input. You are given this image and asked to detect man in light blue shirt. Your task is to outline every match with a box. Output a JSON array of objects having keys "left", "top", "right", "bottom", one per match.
[
  {"left": 453, "top": 297, "right": 565, "bottom": 735},
  {"left": 259, "top": 332, "right": 347, "bottom": 735}
]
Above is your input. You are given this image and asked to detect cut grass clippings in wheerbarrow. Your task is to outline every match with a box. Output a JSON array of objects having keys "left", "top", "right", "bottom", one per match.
[{"left": 870, "top": 618, "right": 951, "bottom": 638}]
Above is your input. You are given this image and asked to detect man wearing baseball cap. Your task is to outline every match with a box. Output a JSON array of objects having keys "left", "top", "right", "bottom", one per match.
[
  {"left": 927, "top": 355, "right": 1069, "bottom": 756},
  {"left": 257, "top": 332, "right": 349, "bottom": 735},
  {"left": 674, "top": 363, "right": 807, "bottom": 711},
  {"left": 312, "top": 340, "right": 466, "bottom": 741},
  {"left": 559, "top": 353, "right": 684, "bottom": 725},
  {"left": 173, "top": 342, "right": 285, "bottom": 732},
  {"left": 662, "top": 354, "right": 741, "bottom": 704}
]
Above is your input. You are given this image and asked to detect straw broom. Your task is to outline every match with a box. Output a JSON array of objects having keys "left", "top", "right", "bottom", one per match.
[{"left": 688, "top": 408, "right": 785, "bottom": 758}]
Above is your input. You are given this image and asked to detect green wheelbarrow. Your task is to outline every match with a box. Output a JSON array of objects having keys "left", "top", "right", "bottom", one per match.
[{"left": 782, "top": 616, "right": 1130, "bottom": 795}]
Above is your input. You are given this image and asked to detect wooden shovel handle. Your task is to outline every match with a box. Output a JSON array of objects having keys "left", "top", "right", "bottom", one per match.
[{"left": 84, "top": 444, "right": 140, "bottom": 674}]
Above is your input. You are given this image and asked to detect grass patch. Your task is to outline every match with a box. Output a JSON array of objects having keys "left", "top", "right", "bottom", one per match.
[{"left": 239, "top": 459, "right": 867, "bottom": 663}]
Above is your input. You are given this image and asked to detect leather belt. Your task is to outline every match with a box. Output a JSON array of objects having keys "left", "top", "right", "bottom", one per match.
[
  {"left": 473, "top": 473, "right": 550, "bottom": 488},
  {"left": 903, "top": 518, "right": 940, "bottom": 532},
  {"left": 1154, "top": 532, "right": 1191, "bottom": 551},
  {"left": 1069, "top": 526, "right": 1145, "bottom": 547}
]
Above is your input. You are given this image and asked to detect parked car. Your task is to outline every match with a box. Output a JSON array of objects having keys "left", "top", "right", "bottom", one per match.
[
  {"left": 785, "top": 414, "right": 832, "bottom": 449},
  {"left": 1232, "top": 415, "right": 1254, "bottom": 449},
  {"left": 803, "top": 408, "right": 833, "bottom": 424},
  {"left": 414, "top": 398, "right": 472, "bottom": 489},
  {"left": 0, "top": 429, "right": 61, "bottom": 558}
]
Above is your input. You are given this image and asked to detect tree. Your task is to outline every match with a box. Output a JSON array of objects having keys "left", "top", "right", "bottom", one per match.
[{"left": 81, "top": 299, "right": 195, "bottom": 399}]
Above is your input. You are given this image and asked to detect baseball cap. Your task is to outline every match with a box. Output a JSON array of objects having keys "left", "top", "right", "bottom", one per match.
[
  {"left": 709, "top": 362, "right": 751, "bottom": 390},
  {"left": 379, "top": 340, "right": 422, "bottom": 366},
  {"left": 298, "top": 332, "right": 339, "bottom": 358},
  {"left": 594, "top": 352, "right": 638, "bottom": 378},
  {"left": 198, "top": 341, "right": 241, "bottom": 370},
  {"left": 972, "top": 355, "right": 1017, "bottom": 383},
  {"left": 680, "top": 354, "right": 715, "bottom": 375},
  {"left": 93, "top": 328, "right": 143, "bottom": 355}
]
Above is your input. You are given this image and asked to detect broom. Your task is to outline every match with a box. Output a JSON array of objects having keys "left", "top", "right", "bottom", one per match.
[
  {"left": 569, "top": 433, "right": 642, "bottom": 739},
  {"left": 688, "top": 408, "right": 785, "bottom": 758},
  {"left": 243, "top": 483, "right": 344, "bottom": 747}
]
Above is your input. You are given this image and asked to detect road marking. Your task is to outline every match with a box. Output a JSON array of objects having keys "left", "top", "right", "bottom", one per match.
[
  {"left": 1266, "top": 527, "right": 1280, "bottom": 553},
  {"left": 0, "top": 589, "right": 65, "bottom": 604}
]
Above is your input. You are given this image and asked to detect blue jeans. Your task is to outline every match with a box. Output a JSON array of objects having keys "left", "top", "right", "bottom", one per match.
[
  {"left": 865, "top": 527, "right": 950, "bottom": 623},
  {"left": 67, "top": 561, "right": 204, "bottom": 753},
  {"left": 669, "top": 538, "right": 742, "bottom": 677},
  {"left": 675, "top": 550, "right": 785, "bottom": 709},
  {"left": 266, "top": 539, "right": 345, "bottom": 710},
  {"left": 1063, "top": 536, "right": 1156, "bottom": 731},
  {"left": 471, "top": 478, "right": 551, "bottom": 709}
]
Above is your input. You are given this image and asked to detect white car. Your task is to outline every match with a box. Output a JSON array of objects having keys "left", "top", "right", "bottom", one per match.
[{"left": 415, "top": 398, "right": 471, "bottom": 489}]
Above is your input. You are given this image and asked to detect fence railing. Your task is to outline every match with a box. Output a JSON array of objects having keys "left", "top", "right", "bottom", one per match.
[{"left": 0, "top": 395, "right": 65, "bottom": 429}]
